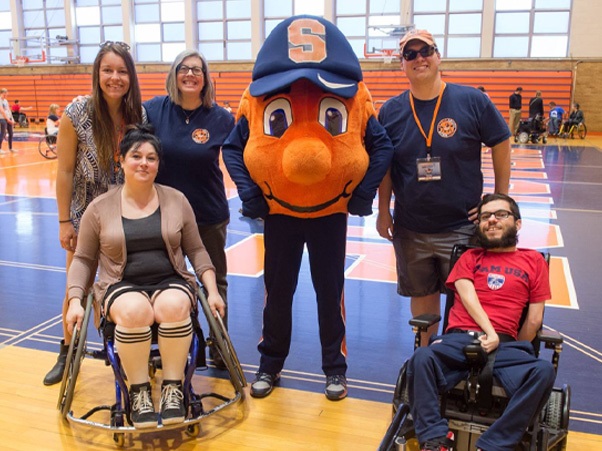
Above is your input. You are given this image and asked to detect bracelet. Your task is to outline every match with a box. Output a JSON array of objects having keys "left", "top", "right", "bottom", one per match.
[{"left": 59, "top": 219, "right": 72, "bottom": 223}]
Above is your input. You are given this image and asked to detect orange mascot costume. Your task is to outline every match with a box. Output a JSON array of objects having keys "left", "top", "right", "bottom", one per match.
[{"left": 223, "top": 15, "right": 393, "bottom": 400}]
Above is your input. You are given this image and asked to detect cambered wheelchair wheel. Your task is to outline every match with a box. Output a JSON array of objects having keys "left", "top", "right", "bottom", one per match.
[
  {"left": 198, "top": 288, "right": 247, "bottom": 396},
  {"left": 577, "top": 123, "right": 587, "bottom": 139},
  {"left": 38, "top": 134, "right": 57, "bottom": 159},
  {"left": 57, "top": 294, "right": 93, "bottom": 419}
]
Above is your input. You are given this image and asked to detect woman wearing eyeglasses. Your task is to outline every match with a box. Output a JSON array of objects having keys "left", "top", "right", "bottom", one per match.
[
  {"left": 44, "top": 41, "right": 146, "bottom": 386},
  {"left": 376, "top": 29, "right": 512, "bottom": 346},
  {"left": 144, "top": 50, "right": 234, "bottom": 368}
]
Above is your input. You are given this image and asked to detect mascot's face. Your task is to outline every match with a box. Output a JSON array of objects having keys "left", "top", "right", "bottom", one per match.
[{"left": 241, "top": 79, "right": 373, "bottom": 218}]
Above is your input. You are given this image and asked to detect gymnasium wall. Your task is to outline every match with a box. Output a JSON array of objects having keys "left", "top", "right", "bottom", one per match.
[{"left": 0, "top": 58, "right": 598, "bottom": 132}]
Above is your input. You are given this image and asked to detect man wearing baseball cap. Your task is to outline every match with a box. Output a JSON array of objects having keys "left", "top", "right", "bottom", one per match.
[{"left": 376, "top": 26, "right": 511, "bottom": 367}]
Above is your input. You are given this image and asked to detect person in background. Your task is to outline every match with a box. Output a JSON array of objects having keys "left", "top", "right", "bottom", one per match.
[
  {"left": 64, "top": 124, "right": 225, "bottom": 429},
  {"left": 406, "top": 193, "right": 555, "bottom": 451},
  {"left": 377, "top": 29, "right": 511, "bottom": 346},
  {"left": 46, "top": 104, "right": 61, "bottom": 135},
  {"left": 547, "top": 101, "right": 565, "bottom": 137},
  {"left": 143, "top": 50, "right": 234, "bottom": 368},
  {"left": 528, "top": 90, "right": 544, "bottom": 119},
  {"left": 477, "top": 86, "right": 489, "bottom": 98},
  {"left": 508, "top": 87, "right": 523, "bottom": 134},
  {"left": 43, "top": 41, "right": 145, "bottom": 386},
  {"left": 0, "top": 88, "right": 15, "bottom": 154},
  {"left": 561, "top": 102, "right": 584, "bottom": 133},
  {"left": 223, "top": 101, "right": 232, "bottom": 114},
  {"left": 11, "top": 99, "right": 32, "bottom": 126}
]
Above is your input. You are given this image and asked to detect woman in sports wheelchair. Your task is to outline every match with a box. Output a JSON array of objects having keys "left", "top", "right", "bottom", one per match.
[
  {"left": 64, "top": 124, "right": 228, "bottom": 431},
  {"left": 379, "top": 194, "right": 570, "bottom": 451}
]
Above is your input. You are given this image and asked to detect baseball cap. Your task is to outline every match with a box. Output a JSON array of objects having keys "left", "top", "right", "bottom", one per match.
[
  {"left": 399, "top": 29, "right": 437, "bottom": 55},
  {"left": 250, "top": 15, "right": 362, "bottom": 99}
]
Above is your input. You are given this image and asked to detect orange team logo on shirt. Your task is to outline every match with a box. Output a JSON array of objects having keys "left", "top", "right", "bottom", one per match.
[
  {"left": 437, "top": 118, "right": 457, "bottom": 138},
  {"left": 192, "top": 128, "right": 210, "bottom": 144}
]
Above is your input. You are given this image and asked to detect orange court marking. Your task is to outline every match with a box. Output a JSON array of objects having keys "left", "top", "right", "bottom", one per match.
[{"left": 226, "top": 234, "right": 264, "bottom": 277}]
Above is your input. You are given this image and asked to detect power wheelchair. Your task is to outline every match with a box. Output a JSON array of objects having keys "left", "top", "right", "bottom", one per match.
[
  {"left": 379, "top": 244, "right": 571, "bottom": 451},
  {"left": 514, "top": 115, "right": 547, "bottom": 144},
  {"left": 57, "top": 285, "right": 247, "bottom": 447}
]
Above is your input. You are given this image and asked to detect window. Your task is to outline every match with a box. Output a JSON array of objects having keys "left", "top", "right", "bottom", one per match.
[
  {"left": 134, "top": 0, "right": 184, "bottom": 63},
  {"left": 412, "top": 0, "right": 483, "bottom": 58},
  {"left": 76, "top": 0, "right": 124, "bottom": 63},
  {"left": 197, "top": 0, "right": 252, "bottom": 61},
  {"left": 493, "top": 0, "right": 571, "bottom": 58}
]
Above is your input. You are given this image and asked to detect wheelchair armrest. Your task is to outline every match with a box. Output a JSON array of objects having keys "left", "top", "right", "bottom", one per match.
[
  {"left": 409, "top": 313, "right": 441, "bottom": 330},
  {"left": 538, "top": 329, "right": 563, "bottom": 346}
]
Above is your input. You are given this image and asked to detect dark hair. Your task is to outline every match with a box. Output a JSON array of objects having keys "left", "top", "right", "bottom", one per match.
[
  {"left": 516, "top": 87, "right": 523, "bottom": 91},
  {"left": 119, "top": 124, "right": 163, "bottom": 161},
  {"left": 90, "top": 42, "right": 143, "bottom": 173},
  {"left": 477, "top": 86, "right": 486, "bottom": 92},
  {"left": 574, "top": 102, "right": 580, "bottom": 109},
  {"left": 478, "top": 193, "right": 521, "bottom": 220}
]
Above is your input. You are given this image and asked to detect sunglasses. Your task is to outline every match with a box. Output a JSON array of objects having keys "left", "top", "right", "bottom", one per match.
[
  {"left": 99, "top": 41, "right": 131, "bottom": 51},
  {"left": 402, "top": 45, "right": 437, "bottom": 61}
]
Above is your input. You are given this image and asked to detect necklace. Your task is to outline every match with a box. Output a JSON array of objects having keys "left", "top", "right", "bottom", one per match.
[{"left": 181, "top": 106, "right": 200, "bottom": 125}]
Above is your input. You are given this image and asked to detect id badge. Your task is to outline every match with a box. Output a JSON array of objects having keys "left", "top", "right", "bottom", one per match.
[{"left": 416, "top": 157, "right": 442, "bottom": 182}]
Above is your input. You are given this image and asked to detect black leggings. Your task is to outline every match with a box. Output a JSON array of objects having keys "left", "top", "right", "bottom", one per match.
[{"left": 0, "top": 120, "right": 13, "bottom": 150}]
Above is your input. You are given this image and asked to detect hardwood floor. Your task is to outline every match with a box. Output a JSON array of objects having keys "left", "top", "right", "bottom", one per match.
[{"left": 1, "top": 345, "right": 601, "bottom": 450}]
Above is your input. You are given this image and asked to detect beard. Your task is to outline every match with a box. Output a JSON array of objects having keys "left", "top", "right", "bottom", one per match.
[{"left": 476, "top": 224, "right": 519, "bottom": 249}]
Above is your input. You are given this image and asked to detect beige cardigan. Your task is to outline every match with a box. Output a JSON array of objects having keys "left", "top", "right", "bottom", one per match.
[{"left": 67, "top": 184, "right": 215, "bottom": 305}]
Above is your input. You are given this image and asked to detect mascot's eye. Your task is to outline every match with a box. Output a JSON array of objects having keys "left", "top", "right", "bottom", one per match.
[
  {"left": 319, "top": 98, "right": 347, "bottom": 136},
  {"left": 263, "top": 98, "right": 293, "bottom": 138}
]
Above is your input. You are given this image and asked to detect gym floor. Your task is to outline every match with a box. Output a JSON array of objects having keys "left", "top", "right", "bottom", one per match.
[{"left": 1, "top": 126, "right": 601, "bottom": 448}]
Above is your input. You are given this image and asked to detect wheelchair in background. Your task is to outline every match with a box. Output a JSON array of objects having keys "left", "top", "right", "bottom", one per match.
[
  {"left": 12, "top": 111, "right": 29, "bottom": 128},
  {"left": 379, "top": 244, "right": 571, "bottom": 451},
  {"left": 38, "top": 128, "right": 57, "bottom": 159},
  {"left": 514, "top": 115, "right": 548, "bottom": 144},
  {"left": 57, "top": 285, "right": 247, "bottom": 447},
  {"left": 558, "top": 121, "right": 587, "bottom": 140}
]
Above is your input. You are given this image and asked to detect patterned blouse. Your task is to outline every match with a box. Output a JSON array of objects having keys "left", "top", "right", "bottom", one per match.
[{"left": 65, "top": 98, "right": 147, "bottom": 232}]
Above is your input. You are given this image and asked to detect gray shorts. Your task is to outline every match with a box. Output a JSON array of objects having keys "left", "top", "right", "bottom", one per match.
[{"left": 392, "top": 224, "right": 476, "bottom": 297}]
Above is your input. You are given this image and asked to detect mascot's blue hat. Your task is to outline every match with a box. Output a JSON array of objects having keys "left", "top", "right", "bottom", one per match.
[{"left": 250, "top": 15, "right": 362, "bottom": 99}]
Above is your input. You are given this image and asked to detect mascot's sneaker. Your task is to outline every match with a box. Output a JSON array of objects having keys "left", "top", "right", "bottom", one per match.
[
  {"left": 325, "top": 374, "right": 348, "bottom": 400},
  {"left": 250, "top": 372, "right": 280, "bottom": 398}
]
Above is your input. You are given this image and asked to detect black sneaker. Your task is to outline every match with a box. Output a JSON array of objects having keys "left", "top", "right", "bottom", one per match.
[
  {"left": 250, "top": 372, "right": 280, "bottom": 398},
  {"left": 421, "top": 431, "right": 455, "bottom": 451},
  {"left": 160, "top": 380, "right": 186, "bottom": 425},
  {"left": 325, "top": 374, "right": 348, "bottom": 401},
  {"left": 129, "top": 382, "right": 158, "bottom": 429}
]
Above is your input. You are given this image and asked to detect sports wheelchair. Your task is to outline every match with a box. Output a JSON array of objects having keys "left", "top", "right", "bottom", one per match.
[
  {"left": 514, "top": 115, "right": 547, "bottom": 144},
  {"left": 57, "top": 285, "right": 247, "bottom": 447},
  {"left": 38, "top": 128, "right": 57, "bottom": 159},
  {"left": 379, "top": 244, "right": 570, "bottom": 451},
  {"left": 12, "top": 111, "right": 29, "bottom": 128},
  {"left": 558, "top": 121, "right": 587, "bottom": 140}
]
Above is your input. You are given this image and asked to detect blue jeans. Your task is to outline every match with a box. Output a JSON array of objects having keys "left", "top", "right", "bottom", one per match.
[{"left": 407, "top": 333, "right": 556, "bottom": 451}]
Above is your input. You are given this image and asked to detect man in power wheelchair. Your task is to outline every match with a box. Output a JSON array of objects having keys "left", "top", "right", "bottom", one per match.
[
  {"left": 57, "top": 125, "right": 246, "bottom": 443},
  {"left": 514, "top": 114, "right": 547, "bottom": 144},
  {"left": 379, "top": 194, "right": 570, "bottom": 451}
]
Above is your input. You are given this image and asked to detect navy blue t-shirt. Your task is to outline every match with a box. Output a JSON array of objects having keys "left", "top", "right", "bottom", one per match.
[
  {"left": 144, "top": 96, "right": 234, "bottom": 226},
  {"left": 378, "top": 83, "right": 510, "bottom": 233}
]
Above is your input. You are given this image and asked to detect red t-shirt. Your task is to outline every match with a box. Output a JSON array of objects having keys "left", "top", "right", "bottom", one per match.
[
  {"left": 11, "top": 104, "right": 20, "bottom": 113},
  {"left": 445, "top": 248, "right": 550, "bottom": 339}
]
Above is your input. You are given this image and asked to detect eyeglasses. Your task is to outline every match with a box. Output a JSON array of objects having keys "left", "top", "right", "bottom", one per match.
[
  {"left": 478, "top": 210, "right": 515, "bottom": 222},
  {"left": 99, "top": 41, "right": 131, "bottom": 51},
  {"left": 177, "top": 65, "right": 204, "bottom": 76},
  {"left": 402, "top": 45, "right": 437, "bottom": 61}
]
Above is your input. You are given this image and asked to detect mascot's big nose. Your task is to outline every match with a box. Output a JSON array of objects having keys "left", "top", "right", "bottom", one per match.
[{"left": 282, "top": 138, "right": 331, "bottom": 185}]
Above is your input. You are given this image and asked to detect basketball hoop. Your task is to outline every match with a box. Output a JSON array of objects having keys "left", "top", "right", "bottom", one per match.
[
  {"left": 15, "top": 56, "right": 29, "bottom": 67},
  {"left": 381, "top": 49, "right": 397, "bottom": 64}
]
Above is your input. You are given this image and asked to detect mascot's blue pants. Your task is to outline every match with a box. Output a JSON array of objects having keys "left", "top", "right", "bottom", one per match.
[{"left": 258, "top": 213, "right": 348, "bottom": 377}]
